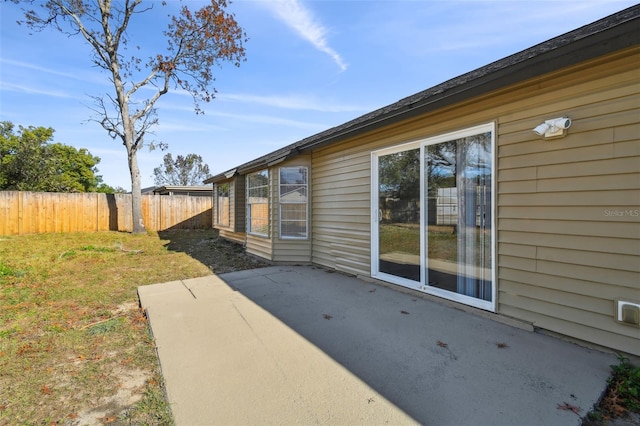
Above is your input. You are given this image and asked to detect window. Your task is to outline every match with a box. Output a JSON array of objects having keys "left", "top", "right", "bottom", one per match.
[
  {"left": 279, "top": 167, "right": 308, "bottom": 239},
  {"left": 216, "top": 182, "right": 230, "bottom": 227},
  {"left": 247, "top": 170, "right": 269, "bottom": 236}
]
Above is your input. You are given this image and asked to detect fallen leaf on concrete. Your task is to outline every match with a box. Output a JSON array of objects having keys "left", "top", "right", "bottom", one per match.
[
  {"left": 437, "top": 340, "right": 448, "bottom": 348},
  {"left": 323, "top": 314, "right": 332, "bottom": 320},
  {"left": 557, "top": 402, "right": 581, "bottom": 415},
  {"left": 369, "top": 288, "right": 376, "bottom": 293},
  {"left": 496, "top": 342, "right": 508, "bottom": 348}
]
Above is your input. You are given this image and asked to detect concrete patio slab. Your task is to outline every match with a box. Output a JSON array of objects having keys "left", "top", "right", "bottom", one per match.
[
  {"left": 139, "top": 266, "right": 616, "bottom": 426},
  {"left": 138, "top": 273, "right": 415, "bottom": 425}
]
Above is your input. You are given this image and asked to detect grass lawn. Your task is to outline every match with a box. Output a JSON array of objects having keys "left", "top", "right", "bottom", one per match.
[{"left": 0, "top": 229, "right": 263, "bottom": 424}]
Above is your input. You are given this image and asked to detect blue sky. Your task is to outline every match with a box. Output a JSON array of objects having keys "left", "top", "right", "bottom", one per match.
[{"left": 1, "top": 0, "right": 636, "bottom": 190}]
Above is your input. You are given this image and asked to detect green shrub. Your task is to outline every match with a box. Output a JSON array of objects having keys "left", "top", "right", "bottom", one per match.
[{"left": 610, "top": 354, "right": 640, "bottom": 412}]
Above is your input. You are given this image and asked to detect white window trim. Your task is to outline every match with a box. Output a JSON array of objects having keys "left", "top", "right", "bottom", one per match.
[{"left": 278, "top": 166, "right": 309, "bottom": 240}]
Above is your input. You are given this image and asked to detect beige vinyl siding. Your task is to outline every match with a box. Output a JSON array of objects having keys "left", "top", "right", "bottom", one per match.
[
  {"left": 312, "top": 150, "right": 372, "bottom": 275},
  {"left": 219, "top": 228, "right": 245, "bottom": 244},
  {"left": 272, "top": 156, "right": 312, "bottom": 264},
  {"left": 310, "top": 47, "right": 639, "bottom": 354},
  {"left": 245, "top": 233, "right": 271, "bottom": 260},
  {"left": 496, "top": 50, "right": 639, "bottom": 355}
]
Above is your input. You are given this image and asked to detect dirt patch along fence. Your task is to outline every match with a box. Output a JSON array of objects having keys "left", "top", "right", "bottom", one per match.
[{"left": 0, "top": 191, "right": 213, "bottom": 235}]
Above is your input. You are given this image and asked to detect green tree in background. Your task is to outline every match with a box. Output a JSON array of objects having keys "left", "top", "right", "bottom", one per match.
[
  {"left": 96, "top": 183, "right": 127, "bottom": 194},
  {"left": 153, "top": 153, "right": 212, "bottom": 186},
  {"left": 0, "top": 121, "right": 119, "bottom": 193}
]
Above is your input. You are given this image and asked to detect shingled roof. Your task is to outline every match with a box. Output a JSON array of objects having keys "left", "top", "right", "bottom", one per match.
[{"left": 206, "top": 5, "right": 639, "bottom": 184}]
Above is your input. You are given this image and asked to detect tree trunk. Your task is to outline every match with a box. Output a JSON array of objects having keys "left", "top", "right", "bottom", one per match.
[{"left": 128, "top": 148, "right": 146, "bottom": 234}]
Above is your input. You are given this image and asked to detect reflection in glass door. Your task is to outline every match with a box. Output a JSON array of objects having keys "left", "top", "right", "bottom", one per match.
[
  {"left": 425, "top": 132, "right": 492, "bottom": 302},
  {"left": 377, "top": 148, "right": 421, "bottom": 282}
]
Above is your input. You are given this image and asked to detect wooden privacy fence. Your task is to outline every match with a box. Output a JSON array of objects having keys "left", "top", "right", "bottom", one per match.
[{"left": 0, "top": 191, "right": 212, "bottom": 235}]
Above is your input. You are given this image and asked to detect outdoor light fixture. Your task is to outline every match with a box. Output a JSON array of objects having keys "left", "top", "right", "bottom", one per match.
[{"left": 533, "top": 117, "right": 572, "bottom": 138}]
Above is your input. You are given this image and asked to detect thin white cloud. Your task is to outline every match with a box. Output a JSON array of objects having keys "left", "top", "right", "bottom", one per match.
[
  {"left": 0, "top": 82, "right": 75, "bottom": 98},
  {"left": 160, "top": 90, "right": 369, "bottom": 113},
  {"left": 0, "top": 57, "right": 107, "bottom": 86},
  {"left": 217, "top": 93, "right": 367, "bottom": 112},
  {"left": 0, "top": 58, "right": 79, "bottom": 79},
  {"left": 210, "top": 109, "right": 326, "bottom": 130},
  {"left": 155, "top": 121, "right": 227, "bottom": 133},
  {"left": 264, "top": 0, "right": 347, "bottom": 71}
]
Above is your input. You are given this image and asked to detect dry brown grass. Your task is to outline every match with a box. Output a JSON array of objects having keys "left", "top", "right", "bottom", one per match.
[{"left": 0, "top": 229, "right": 264, "bottom": 425}]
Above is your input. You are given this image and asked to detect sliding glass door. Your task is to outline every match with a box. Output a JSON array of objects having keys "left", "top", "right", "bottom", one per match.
[
  {"left": 425, "top": 130, "right": 493, "bottom": 303},
  {"left": 376, "top": 148, "right": 421, "bottom": 285},
  {"left": 372, "top": 124, "right": 495, "bottom": 310}
]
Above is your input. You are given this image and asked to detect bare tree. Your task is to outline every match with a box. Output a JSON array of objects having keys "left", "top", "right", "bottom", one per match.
[{"left": 15, "top": 0, "right": 246, "bottom": 233}]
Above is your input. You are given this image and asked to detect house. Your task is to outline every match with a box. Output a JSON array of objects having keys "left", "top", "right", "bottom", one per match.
[
  {"left": 141, "top": 185, "right": 213, "bottom": 197},
  {"left": 206, "top": 6, "right": 640, "bottom": 356}
]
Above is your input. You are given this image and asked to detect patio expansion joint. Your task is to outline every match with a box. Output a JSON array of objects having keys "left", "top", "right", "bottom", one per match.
[{"left": 180, "top": 280, "right": 197, "bottom": 299}]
